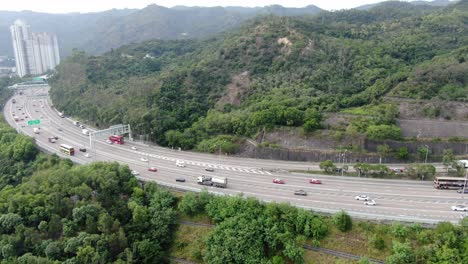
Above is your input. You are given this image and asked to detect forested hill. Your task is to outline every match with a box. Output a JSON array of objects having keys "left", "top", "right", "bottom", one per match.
[
  {"left": 0, "top": 4, "right": 323, "bottom": 57},
  {"left": 50, "top": 1, "right": 468, "bottom": 150}
]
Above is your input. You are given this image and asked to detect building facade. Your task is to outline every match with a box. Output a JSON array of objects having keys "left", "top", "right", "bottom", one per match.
[{"left": 9, "top": 20, "right": 60, "bottom": 77}]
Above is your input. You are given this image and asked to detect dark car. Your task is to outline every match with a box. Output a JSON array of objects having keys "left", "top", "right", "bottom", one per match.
[
  {"left": 79, "top": 148, "right": 86, "bottom": 152},
  {"left": 457, "top": 189, "right": 468, "bottom": 194},
  {"left": 176, "top": 178, "right": 186, "bottom": 182},
  {"left": 205, "top": 168, "right": 215, "bottom": 172},
  {"left": 294, "top": 190, "right": 307, "bottom": 196}
]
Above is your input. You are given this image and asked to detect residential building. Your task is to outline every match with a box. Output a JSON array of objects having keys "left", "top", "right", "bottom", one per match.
[{"left": 9, "top": 20, "right": 60, "bottom": 77}]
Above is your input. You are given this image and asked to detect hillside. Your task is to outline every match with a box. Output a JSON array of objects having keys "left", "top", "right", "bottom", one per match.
[
  {"left": 49, "top": 1, "right": 468, "bottom": 152},
  {"left": 0, "top": 5, "right": 323, "bottom": 57}
]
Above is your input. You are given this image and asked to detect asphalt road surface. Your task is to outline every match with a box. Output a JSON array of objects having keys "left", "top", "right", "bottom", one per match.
[{"left": 4, "top": 86, "right": 467, "bottom": 224}]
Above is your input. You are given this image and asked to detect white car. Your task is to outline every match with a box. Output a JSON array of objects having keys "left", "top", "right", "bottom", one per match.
[
  {"left": 364, "top": 200, "right": 377, "bottom": 206},
  {"left": 140, "top": 157, "right": 148, "bottom": 162},
  {"left": 451, "top": 205, "right": 467, "bottom": 211},
  {"left": 131, "top": 170, "right": 139, "bottom": 176},
  {"left": 131, "top": 146, "right": 137, "bottom": 150},
  {"left": 355, "top": 195, "right": 370, "bottom": 201}
]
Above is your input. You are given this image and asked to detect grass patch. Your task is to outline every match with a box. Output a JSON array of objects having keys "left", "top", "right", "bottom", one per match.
[
  {"left": 170, "top": 224, "right": 212, "bottom": 263},
  {"left": 316, "top": 219, "right": 392, "bottom": 261}
]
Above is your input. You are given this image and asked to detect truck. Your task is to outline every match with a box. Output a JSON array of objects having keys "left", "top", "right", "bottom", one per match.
[
  {"left": 109, "top": 135, "right": 124, "bottom": 144},
  {"left": 197, "top": 175, "right": 228, "bottom": 188},
  {"left": 82, "top": 129, "right": 89, "bottom": 135},
  {"left": 458, "top": 160, "right": 468, "bottom": 168},
  {"left": 33, "top": 127, "right": 40, "bottom": 134}
]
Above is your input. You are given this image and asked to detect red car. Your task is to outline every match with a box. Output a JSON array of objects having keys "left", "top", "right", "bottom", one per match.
[
  {"left": 309, "top": 179, "right": 322, "bottom": 184},
  {"left": 273, "top": 179, "right": 285, "bottom": 184},
  {"left": 148, "top": 167, "right": 158, "bottom": 172}
]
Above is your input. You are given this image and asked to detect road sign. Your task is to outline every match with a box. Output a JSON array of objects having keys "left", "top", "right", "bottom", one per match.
[{"left": 27, "top": 119, "right": 41, "bottom": 126}]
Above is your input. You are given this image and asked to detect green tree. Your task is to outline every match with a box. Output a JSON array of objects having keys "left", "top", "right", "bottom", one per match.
[
  {"left": 442, "top": 149, "right": 454, "bottom": 172},
  {"left": 387, "top": 241, "right": 415, "bottom": 264},
  {"left": 377, "top": 144, "right": 392, "bottom": 164},
  {"left": 319, "top": 160, "right": 336, "bottom": 173},
  {"left": 333, "top": 210, "right": 352, "bottom": 232},
  {"left": 396, "top": 147, "right": 409, "bottom": 160}
]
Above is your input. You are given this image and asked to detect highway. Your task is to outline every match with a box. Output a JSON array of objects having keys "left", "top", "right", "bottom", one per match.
[{"left": 3, "top": 86, "right": 467, "bottom": 224}]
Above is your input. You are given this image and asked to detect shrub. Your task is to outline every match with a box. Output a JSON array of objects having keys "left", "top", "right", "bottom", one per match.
[
  {"left": 370, "top": 234, "right": 385, "bottom": 250},
  {"left": 333, "top": 210, "right": 352, "bottom": 232},
  {"left": 319, "top": 160, "right": 336, "bottom": 173},
  {"left": 366, "top": 125, "right": 401, "bottom": 140}
]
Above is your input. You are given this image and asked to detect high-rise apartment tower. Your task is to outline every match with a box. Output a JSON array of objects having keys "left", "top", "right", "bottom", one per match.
[{"left": 9, "top": 20, "right": 60, "bottom": 77}]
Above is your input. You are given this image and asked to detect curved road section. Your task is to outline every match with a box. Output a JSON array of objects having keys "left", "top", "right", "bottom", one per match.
[{"left": 3, "top": 86, "right": 466, "bottom": 224}]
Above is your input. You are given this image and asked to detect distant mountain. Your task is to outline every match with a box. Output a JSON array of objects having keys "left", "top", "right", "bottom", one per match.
[
  {"left": 356, "top": 0, "right": 456, "bottom": 10},
  {"left": 0, "top": 4, "right": 323, "bottom": 57}
]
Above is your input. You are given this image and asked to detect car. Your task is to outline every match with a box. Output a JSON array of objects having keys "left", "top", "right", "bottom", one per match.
[
  {"left": 51, "top": 135, "right": 59, "bottom": 140},
  {"left": 294, "top": 190, "right": 307, "bottom": 196},
  {"left": 131, "top": 146, "right": 137, "bottom": 150},
  {"left": 24, "top": 116, "right": 28, "bottom": 118},
  {"left": 148, "top": 167, "right": 157, "bottom": 172},
  {"left": 391, "top": 168, "right": 405, "bottom": 173},
  {"left": 205, "top": 168, "right": 215, "bottom": 172},
  {"left": 57, "top": 127, "right": 63, "bottom": 131},
  {"left": 176, "top": 178, "right": 186, "bottom": 182},
  {"left": 131, "top": 170, "right": 139, "bottom": 176},
  {"left": 79, "top": 148, "right": 86, "bottom": 152},
  {"left": 273, "top": 179, "right": 285, "bottom": 184},
  {"left": 451, "top": 205, "right": 468, "bottom": 211},
  {"left": 140, "top": 157, "right": 148, "bottom": 162},
  {"left": 457, "top": 189, "right": 468, "bottom": 194},
  {"left": 79, "top": 125, "right": 85, "bottom": 129},
  {"left": 364, "top": 200, "right": 377, "bottom": 206},
  {"left": 84, "top": 153, "right": 90, "bottom": 158},
  {"left": 355, "top": 195, "right": 370, "bottom": 201},
  {"left": 309, "top": 179, "right": 322, "bottom": 184}
]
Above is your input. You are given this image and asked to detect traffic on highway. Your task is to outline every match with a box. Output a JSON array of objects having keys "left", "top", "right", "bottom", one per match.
[{"left": 4, "top": 85, "right": 468, "bottom": 224}]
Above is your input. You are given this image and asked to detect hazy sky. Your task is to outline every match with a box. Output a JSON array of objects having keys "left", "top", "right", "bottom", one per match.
[{"left": 1, "top": 0, "right": 427, "bottom": 13}]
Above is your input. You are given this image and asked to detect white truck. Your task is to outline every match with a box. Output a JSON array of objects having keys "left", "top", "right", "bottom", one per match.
[
  {"left": 33, "top": 127, "right": 40, "bottom": 134},
  {"left": 197, "top": 175, "right": 228, "bottom": 188},
  {"left": 82, "top": 129, "right": 89, "bottom": 135},
  {"left": 458, "top": 160, "right": 468, "bottom": 168}
]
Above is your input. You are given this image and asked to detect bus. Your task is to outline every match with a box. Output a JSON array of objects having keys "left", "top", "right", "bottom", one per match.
[
  {"left": 433, "top": 177, "right": 467, "bottom": 189},
  {"left": 109, "top": 135, "right": 124, "bottom": 144},
  {"left": 59, "top": 144, "right": 75, "bottom": 156}
]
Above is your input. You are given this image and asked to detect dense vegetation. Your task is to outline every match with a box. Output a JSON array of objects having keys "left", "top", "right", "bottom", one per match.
[
  {"left": 0, "top": 81, "right": 178, "bottom": 262},
  {"left": 50, "top": 1, "right": 468, "bottom": 151},
  {"left": 175, "top": 192, "right": 468, "bottom": 264}
]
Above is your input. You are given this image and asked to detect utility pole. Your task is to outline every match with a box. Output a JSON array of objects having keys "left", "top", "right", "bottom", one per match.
[{"left": 463, "top": 170, "right": 468, "bottom": 199}]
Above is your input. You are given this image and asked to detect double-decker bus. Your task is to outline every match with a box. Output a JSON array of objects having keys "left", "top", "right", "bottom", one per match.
[
  {"left": 109, "top": 135, "right": 124, "bottom": 144},
  {"left": 59, "top": 144, "right": 75, "bottom": 156},
  {"left": 433, "top": 177, "right": 467, "bottom": 189}
]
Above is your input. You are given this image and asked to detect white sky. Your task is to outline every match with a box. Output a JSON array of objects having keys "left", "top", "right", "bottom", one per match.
[{"left": 0, "top": 0, "right": 430, "bottom": 13}]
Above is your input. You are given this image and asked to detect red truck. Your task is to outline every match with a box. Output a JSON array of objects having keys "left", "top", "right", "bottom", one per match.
[{"left": 109, "top": 135, "right": 124, "bottom": 144}]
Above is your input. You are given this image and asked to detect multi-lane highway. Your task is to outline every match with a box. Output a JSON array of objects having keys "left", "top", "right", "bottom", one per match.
[{"left": 3, "top": 86, "right": 467, "bottom": 224}]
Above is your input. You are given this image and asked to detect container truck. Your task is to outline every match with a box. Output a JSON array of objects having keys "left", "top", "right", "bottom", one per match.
[{"left": 197, "top": 175, "right": 228, "bottom": 188}]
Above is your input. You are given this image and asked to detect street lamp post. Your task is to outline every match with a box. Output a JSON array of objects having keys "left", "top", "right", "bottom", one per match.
[{"left": 424, "top": 145, "right": 429, "bottom": 164}]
